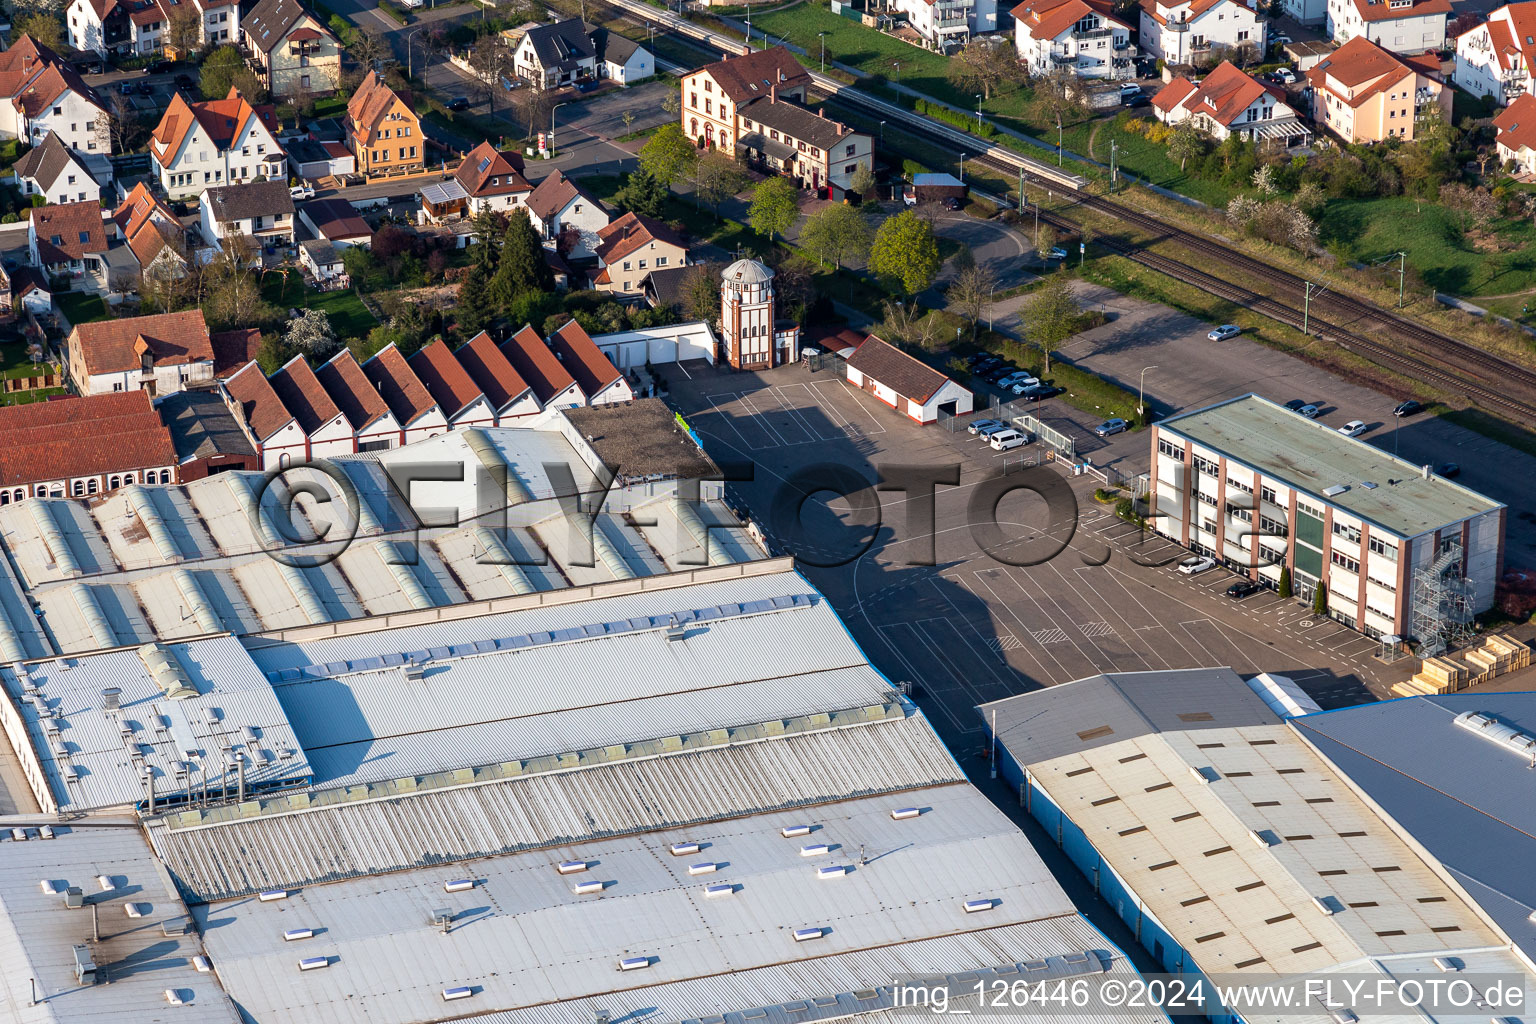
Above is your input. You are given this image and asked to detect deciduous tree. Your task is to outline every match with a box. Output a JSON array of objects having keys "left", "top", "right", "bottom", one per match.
[
  {"left": 798, "top": 203, "right": 872, "bottom": 270},
  {"left": 946, "top": 38, "right": 1022, "bottom": 100},
  {"left": 747, "top": 175, "right": 799, "bottom": 240},
  {"left": 679, "top": 262, "right": 722, "bottom": 327},
  {"left": 1020, "top": 272, "right": 1079, "bottom": 374},
  {"left": 869, "top": 209, "right": 940, "bottom": 296},
  {"left": 948, "top": 262, "right": 996, "bottom": 340},
  {"left": 848, "top": 162, "right": 877, "bottom": 199},
  {"left": 1166, "top": 123, "right": 1206, "bottom": 171},
  {"left": 467, "top": 39, "right": 515, "bottom": 117},
  {"left": 284, "top": 309, "right": 339, "bottom": 359},
  {"left": 12, "top": 12, "right": 64, "bottom": 49},
  {"left": 200, "top": 45, "right": 264, "bottom": 101},
  {"left": 639, "top": 122, "right": 698, "bottom": 188},
  {"left": 693, "top": 150, "right": 748, "bottom": 218},
  {"left": 166, "top": 4, "right": 202, "bottom": 58}
]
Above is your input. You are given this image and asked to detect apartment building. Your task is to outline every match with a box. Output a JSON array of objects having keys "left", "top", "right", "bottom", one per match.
[
  {"left": 1153, "top": 61, "right": 1312, "bottom": 146},
  {"left": 1149, "top": 394, "right": 1505, "bottom": 639},
  {"left": 1013, "top": 0, "right": 1136, "bottom": 79},
  {"left": 1307, "top": 35, "right": 1451, "bottom": 141},
  {"left": 1137, "top": 0, "right": 1266, "bottom": 64},
  {"left": 682, "top": 45, "right": 808, "bottom": 154},
  {"left": 1494, "top": 91, "right": 1536, "bottom": 171},
  {"left": 1327, "top": 0, "right": 1449, "bottom": 53},
  {"left": 890, "top": 0, "right": 1000, "bottom": 47},
  {"left": 1453, "top": 2, "right": 1536, "bottom": 104}
]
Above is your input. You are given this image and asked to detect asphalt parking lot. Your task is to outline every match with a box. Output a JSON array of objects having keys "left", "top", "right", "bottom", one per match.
[
  {"left": 1043, "top": 281, "right": 1536, "bottom": 571},
  {"left": 658, "top": 359, "right": 1403, "bottom": 756}
]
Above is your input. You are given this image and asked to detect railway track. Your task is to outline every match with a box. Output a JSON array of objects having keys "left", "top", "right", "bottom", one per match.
[{"left": 594, "top": 0, "right": 1536, "bottom": 421}]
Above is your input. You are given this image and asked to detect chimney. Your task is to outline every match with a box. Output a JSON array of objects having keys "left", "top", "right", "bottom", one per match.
[
  {"left": 818, "top": 106, "right": 824, "bottom": 117},
  {"left": 770, "top": 84, "right": 777, "bottom": 103},
  {"left": 836, "top": 121, "right": 846, "bottom": 135}
]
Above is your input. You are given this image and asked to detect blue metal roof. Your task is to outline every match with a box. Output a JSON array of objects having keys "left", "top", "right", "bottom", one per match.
[{"left": 1291, "top": 693, "right": 1536, "bottom": 963}]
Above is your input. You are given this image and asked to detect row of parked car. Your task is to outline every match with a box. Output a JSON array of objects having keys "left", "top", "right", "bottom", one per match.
[{"left": 965, "top": 353, "right": 1065, "bottom": 401}]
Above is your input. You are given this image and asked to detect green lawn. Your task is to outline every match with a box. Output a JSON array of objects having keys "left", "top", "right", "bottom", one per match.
[
  {"left": 1318, "top": 196, "right": 1536, "bottom": 301},
  {"left": 55, "top": 291, "right": 111, "bottom": 327},
  {"left": 1059, "top": 116, "right": 1239, "bottom": 207},
  {"left": 750, "top": 5, "right": 954, "bottom": 99},
  {"left": 261, "top": 271, "right": 378, "bottom": 340},
  {"left": 0, "top": 342, "right": 52, "bottom": 380},
  {"left": 0, "top": 387, "right": 65, "bottom": 406}
]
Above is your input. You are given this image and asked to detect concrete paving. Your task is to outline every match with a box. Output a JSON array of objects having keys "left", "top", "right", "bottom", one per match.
[{"left": 656, "top": 358, "right": 1405, "bottom": 757}]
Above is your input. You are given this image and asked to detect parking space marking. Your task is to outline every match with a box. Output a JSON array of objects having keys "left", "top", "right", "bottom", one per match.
[
  {"left": 760, "top": 387, "right": 825, "bottom": 444},
  {"left": 1079, "top": 621, "right": 1116, "bottom": 638},
  {"left": 804, "top": 378, "right": 889, "bottom": 436},
  {"left": 701, "top": 393, "right": 762, "bottom": 452},
  {"left": 988, "top": 633, "right": 1026, "bottom": 652},
  {"left": 1178, "top": 618, "right": 1255, "bottom": 672},
  {"left": 960, "top": 569, "right": 1077, "bottom": 683},
  {"left": 733, "top": 391, "right": 794, "bottom": 448},
  {"left": 1032, "top": 628, "right": 1069, "bottom": 644}
]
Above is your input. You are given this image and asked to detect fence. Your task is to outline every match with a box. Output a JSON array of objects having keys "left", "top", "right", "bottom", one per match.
[
  {"left": 806, "top": 350, "right": 848, "bottom": 376},
  {"left": 1001, "top": 404, "right": 1075, "bottom": 459}
]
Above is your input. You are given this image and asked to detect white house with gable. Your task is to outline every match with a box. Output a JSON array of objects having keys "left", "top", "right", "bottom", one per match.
[
  {"left": 1137, "top": 0, "right": 1265, "bottom": 63},
  {"left": 1454, "top": 2, "right": 1536, "bottom": 105}
]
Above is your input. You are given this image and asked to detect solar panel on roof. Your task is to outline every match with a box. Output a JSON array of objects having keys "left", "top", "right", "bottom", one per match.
[
  {"left": 324, "top": 662, "right": 348, "bottom": 675},
  {"left": 428, "top": 647, "right": 452, "bottom": 660},
  {"left": 477, "top": 157, "right": 491, "bottom": 172},
  {"left": 529, "top": 632, "right": 552, "bottom": 645},
  {"left": 447, "top": 645, "right": 475, "bottom": 658},
  {"left": 407, "top": 650, "right": 432, "bottom": 662},
  {"left": 581, "top": 624, "right": 604, "bottom": 636},
  {"left": 379, "top": 652, "right": 404, "bottom": 666},
  {"left": 473, "top": 640, "right": 496, "bottom": 653}
]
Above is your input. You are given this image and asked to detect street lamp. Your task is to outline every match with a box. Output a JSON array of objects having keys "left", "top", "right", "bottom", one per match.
[
  {"left": 818, "top": 31, "right": 828, "bottom": 72},
  {"left": 406, "top": 27, "right": 424, "bottom": 79},
  {"left": 1137, "top": 365, "right": 1158, "bottom": 417},
  {"left": 976, "top": 93, "right": 983, "bottom": 128},
  {"left": 551, "top": 101, "right": 568, "bottom": 155},
  {"left": 892, "top": 60, "right": 901, "bottom": 83},
  {"left": 879, "top": 119, "right": 886, "bottom": 143}
]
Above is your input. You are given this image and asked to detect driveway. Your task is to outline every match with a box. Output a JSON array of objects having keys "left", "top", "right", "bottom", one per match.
[
  {"left": 926, "top": 210, "right": 1035, "bottom": 304},
  {"left": 562, "top": 80, "right": 678, "bottom": 140}
]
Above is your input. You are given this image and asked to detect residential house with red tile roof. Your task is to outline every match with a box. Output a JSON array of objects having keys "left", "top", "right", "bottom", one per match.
[
  {"left": 1308, "top": 36, "right": 1450, "bottom": 142},
  {"left": 1495, "top": 91, "right": 1536, "bottom": 171},
  {"left": 452, "top": 140, "right": 532, "bottom": 215},
  {"left": 112, "top": 181, "right": 186, "bottom": 284},
  {"left": 363, "top": 343, "right": 447, "bottom": 444},
  {"left": 68, "top": 0, "right": 239, "bottom": 59},
  {"left": 346, "top": 70, "right": 423, "bottom": 180},
  {"left": 682, "top": 46, "right": 808, "bottom": 155},
  {"left": 548, "top": 320, "right": 632, "bottom": 406},
  {"left": 1, "top": 45, "right": 109, "bottom": 155},
  {"left": 150, "top": 87, "right": 285, "bottom": 199},
  {"left": 0, "top": 38, "right": 63, "bottom": 138},
  {"left": 66, "top": 308, "right": 214, "bottom": 397},
  {"left": 240, "top": 0, "right": 342, "bottom": 99},
  {"left": 1327, "top": 0, "right": 1449, "bottom": 54},
  {"left": 500, "top": 324, "right": 584, "bottom": 410},
  {"left": 269, "top": 353, "right": 354, "bottom": 459},
  {"left": 1012, "top": 0, "right": 1135, "bottom": 78},
  {"left": 222, "top": 360, "right": 304, "bottom": 469},
  {"left": 29, "top": 199, "right": 109, "bottom": 285},
  {"left": 316, "top": 349, "right": 401, "bottom": 450},
  {"left": 891, "top": 0, "right": 1001, "bottom": 46},
  {"left": 0, "top": 390, "right": 178, "bottom": 503},
  {"left": 1137, "top": 0, "right": 1265, "bottom": 64},
  {"left": 525, "top": 169, "right": 608, "bottom": 259},
  {"left": 408, "top": 339, "right": 496, "bottom": 428},
  {"left": 1455, "top": 2, "right": 1536, "bottom": 104},
  {"left": 454, "top": 331, "right": 539, "bottom": 421},
  {"left": 1153, "top": 61, "right": 1312, "bottom": 146},
  {"left": 592, "top": 212, "right": 689, "bottom": 297},
  {"left": 844, "top": 335, "right": 974, "bottom": 424}
]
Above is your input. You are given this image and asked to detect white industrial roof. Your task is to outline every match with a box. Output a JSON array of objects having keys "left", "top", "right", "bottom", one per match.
[
  {"left": 3, "top": 635, "right": 311, "bottom": 812},
  {"left": 192, "top": 785, "right": 1149, "bottom": 1024},
  {"left": 0, "top": 425, "right": 758, "bottom": 657},
  {"left": 0, "top": 824, "right": 239, "bottom": 1024}
]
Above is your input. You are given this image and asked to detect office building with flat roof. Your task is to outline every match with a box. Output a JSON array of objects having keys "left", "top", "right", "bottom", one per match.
[{"left": 1149, "top": 394, "right": 1505, "bottom": 640}]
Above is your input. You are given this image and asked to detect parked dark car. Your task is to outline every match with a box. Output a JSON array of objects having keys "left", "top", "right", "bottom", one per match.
[
  {"left": 447, "top": 96, "right": 470, "bottom": 111},
  {"left": 1283, "top": 399, "right": 1307, "bottom": 412},
  {"left": 119, "top": 81, "right": 135, "bottom": 95},
  {"left": 985, "top": 366, "right": 1015, "bottom": 382},
  {"left": 146, "top": 59, "right": 174, "bottom": 73},
  {"left": 137, "top": 79, "right": 153, "bottom": 95},
  {"left": 941, "top": 196, "right": 962, "bottom": 211},
  {"left": 1126, "top": 93, "right": 1151, "bottom": 107},
  {"left": 976, "top": 357, "right": 1002, "bottom": 372},
  {"left": 1018, "top": 384, "right": 1063, "bottom": 400},
  {"left": 1227, "top": 579, "right": 1263, "bottom": 599},
  {"left": 1393, "top": 399, "right": 1424, "bottom": 417},
  {"left": 175, "top": 73, "right": 195, "bottom": 90},
  {"left": 1438, "top": 463, "right": 1461, "bottom": 478}
]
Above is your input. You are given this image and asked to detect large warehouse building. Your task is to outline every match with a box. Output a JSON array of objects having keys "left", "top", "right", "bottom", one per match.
[
  {"left": 981, "top": 669, "right": 1536, "bottom": 1024},
  {"left": 0, "top": 557, "right": 1169, "bottom": 1024},
  {"left": 1148, "top": 394, "right": 1505, "bottom": 644}
]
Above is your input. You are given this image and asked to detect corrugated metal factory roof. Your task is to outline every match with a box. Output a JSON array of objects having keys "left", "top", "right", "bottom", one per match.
[
  {"left": 985, "top": 670, "right": 1536, "bottom": 1019},
  {"left": 188, "top": 784, "right": 1165, "bottom": 1024},
  {"left": 0, "top": 824, "right": 240, "bottom": 1024},
  {"left": 1292, "top": 693, "right": 1536, "bottom": 968},
  {"left": 145, "top": 711, "right": 958, "bottom": 902},
  {"left": 3, "top": 636, "right": 311, "bottom": 812}
]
